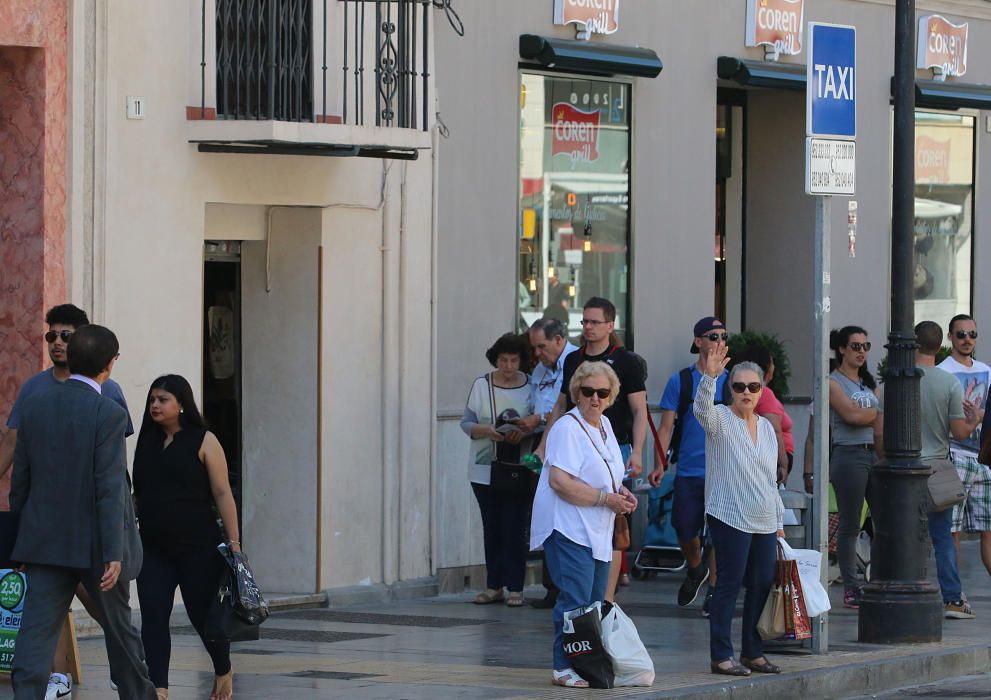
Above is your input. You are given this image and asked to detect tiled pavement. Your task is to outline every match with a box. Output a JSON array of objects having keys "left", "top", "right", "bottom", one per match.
[{"left": 3, "top": 540, "right": 991, "bottom": 699}]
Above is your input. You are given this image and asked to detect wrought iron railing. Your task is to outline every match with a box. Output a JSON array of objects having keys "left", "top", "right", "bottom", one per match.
[{"left": 204, "top": 0, "right": 431, "bottom": 131}]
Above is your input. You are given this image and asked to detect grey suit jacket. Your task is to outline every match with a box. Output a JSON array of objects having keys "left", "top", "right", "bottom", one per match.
[{"left": 10, "top": 379, "right": 143, "bottom": 580}]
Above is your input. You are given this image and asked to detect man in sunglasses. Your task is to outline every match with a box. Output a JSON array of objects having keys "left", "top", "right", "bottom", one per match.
[
  {"left": 0, "top": 303, "right": 133, "bottom": 699},
  {"left": 648, "top": 317, "right": 731, "bottom": 615},
  {"left": 938, "top": 313, "right": 991, "bottom": 577}
]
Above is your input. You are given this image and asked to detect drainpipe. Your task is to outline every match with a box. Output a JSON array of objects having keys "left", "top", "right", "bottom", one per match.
[{"left": 381, "top": 165, "right": 400, "bottom": 586}]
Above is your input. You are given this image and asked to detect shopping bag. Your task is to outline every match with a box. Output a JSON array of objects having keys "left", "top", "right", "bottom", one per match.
[
  {"left": 780, "top": 559, "right": 812, "bottom": 641},
  {"left": 778, "top": 538, "right": 831, "bottom": 617},
  {"left": 562, "top": 602, "right": 614, "bottom": 689},
  {"left": 218, "top": 544, "right": 270, "bottom": 626},
  {"left": 600, "top": 602, "right": 654, "bottom": 687},
  {"left": 757, "top": 582, "right": 786, "bottom": 640}
]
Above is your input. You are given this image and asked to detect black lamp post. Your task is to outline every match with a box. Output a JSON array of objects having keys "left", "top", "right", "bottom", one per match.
[{"left": 858, "top": 0, "right": 942, "bottom": 643}]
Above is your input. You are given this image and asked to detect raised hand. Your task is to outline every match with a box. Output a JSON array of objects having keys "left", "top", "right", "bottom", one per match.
[{"left": 703, "top": 340, "right": 730, "bottom": 378}]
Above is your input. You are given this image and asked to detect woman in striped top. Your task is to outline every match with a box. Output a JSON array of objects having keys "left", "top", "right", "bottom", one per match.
[{"left": 695, "top": 342, "right": 785, "bottom": 676}]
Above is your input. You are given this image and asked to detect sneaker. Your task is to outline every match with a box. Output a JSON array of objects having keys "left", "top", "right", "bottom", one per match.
[
  {"left": 945, "top": 600, "right": 976, "bottom": 619},
  {"left": 677, "top": 564, "right": 710, "bottom": 607},
  {"left": 702, "top": 589, "right": 713, "bottom": 618},
  {"left": 45, "top": 673, "right": 72, "bottom": 700},
  {"left": 843, "top": 587, "right": 862, "bottom": 609}
]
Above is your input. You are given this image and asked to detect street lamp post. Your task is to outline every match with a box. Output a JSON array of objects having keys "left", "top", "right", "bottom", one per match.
[{"left": 858, "top": 0, "right": 942, "bottom": 643}]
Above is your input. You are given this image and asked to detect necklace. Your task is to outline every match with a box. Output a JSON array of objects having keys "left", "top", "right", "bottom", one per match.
[{"left": 599, "top": 424, "right": 608, "bottom": 442}]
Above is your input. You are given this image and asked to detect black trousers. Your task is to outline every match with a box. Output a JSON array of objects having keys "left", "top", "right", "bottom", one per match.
[{"left": 136, "top": 543, "right": 231, "bottom": 688}]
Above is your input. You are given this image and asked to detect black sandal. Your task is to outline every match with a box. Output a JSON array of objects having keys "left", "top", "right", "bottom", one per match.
[
  {"left": 740, "top": 656, "right": 781, "bottom": 674},
  {"left": 710, "top": 659, "right": 751, "bottom": 676}
]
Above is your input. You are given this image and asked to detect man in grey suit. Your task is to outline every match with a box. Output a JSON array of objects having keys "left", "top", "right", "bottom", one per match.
[{"left": 10, "top": 325, "right": 156, "bottom": 699}]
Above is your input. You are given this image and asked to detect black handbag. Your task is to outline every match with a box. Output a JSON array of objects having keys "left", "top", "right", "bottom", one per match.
[
  {"left": 204, "top": 569, "right": 261, "bottom": 643},
  {"left": 490, "top": 460, "right": 537, "bottom": 494}
]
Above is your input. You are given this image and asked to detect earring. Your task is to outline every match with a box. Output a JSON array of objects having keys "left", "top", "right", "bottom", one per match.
[{"left": 180, "top": 408, "right": 184, "bottom": 413}]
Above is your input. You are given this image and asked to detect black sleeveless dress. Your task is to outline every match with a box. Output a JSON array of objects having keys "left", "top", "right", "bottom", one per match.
[{"left": 133, "top": 426, "right": 224, "bottom": 553}]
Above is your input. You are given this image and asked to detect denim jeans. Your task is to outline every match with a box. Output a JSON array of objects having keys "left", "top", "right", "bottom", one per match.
[
  {"left": 471, "top": 483, "right": 530, "bottom": 592},
  {"left": 543, "top": 530, "right": 611, "bottom": 670},
  {"left": 928, "top": 506, "right": 961, "bottom": 604},
  {"left": 707, "top": 516, "right": 777, "bottom": 662}
]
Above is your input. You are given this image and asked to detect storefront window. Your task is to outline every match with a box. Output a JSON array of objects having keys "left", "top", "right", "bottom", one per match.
[
  {"left": 518, "top": 72, "right": 631, "bottom": 342},
  {"left": 913, "top": 111, "right": 974, "bottom": 322}
]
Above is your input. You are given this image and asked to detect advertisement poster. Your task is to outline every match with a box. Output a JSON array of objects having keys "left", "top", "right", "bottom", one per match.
[{"left": 0, "top": 569, "right": 27, "bottom": 674}]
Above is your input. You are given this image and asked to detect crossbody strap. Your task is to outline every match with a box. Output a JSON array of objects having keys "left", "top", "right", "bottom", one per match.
[
  {"left": 486, "top": 373, "right": 498, "bottom": 451},
  {"left": 566, "top": 413, "right": 619, "bottom": 494}
]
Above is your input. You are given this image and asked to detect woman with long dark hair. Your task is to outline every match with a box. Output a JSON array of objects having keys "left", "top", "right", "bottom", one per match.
[
  {"left": 828, "top": 326, "right": 881, "bottom": 609},
  {"left": 133, "top": 375, "right": 239, "bottom": 700}
]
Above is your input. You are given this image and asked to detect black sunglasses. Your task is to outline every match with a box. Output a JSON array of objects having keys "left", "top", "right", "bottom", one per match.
[
  {"left": 700, "top": 332, "right": 728, "bottom": 342},
  {"left": 45, "top": 330, "right": 73, "bottom": 343},
  {"left": 579, "top": 386, "right": 611, "bottom": 399},
  {"left": 731, "top": 382, "right": 762, "bottom": 394},
  {"left": 955, "top": 330, "right": 979, "bottom": 340},
  {"left": 848, "top": 341, "right": 871, "bottom": 352}
]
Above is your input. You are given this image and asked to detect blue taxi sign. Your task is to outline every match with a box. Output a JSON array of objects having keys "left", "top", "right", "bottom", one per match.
[{"left": 806, "top": 23, "right": 856, "bottom": 139}]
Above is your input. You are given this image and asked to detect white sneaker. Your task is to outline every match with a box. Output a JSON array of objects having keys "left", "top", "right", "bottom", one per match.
[{"left": 45, "top": 672, "right": 72, "bottom": 699}]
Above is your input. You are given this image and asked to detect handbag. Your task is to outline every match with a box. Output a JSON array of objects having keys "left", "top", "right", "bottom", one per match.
[
  {"left": 927, "top": 458, "right": 966, "bottom": 512},
  {"left": 204, "top": 569, "right": 261, "bottom": 643},
  {"left": 566, "top": 414, "right": 630, "bottom": 551},
  {"left": 490, "top": 460, "right": 537, "bottom": 494}
]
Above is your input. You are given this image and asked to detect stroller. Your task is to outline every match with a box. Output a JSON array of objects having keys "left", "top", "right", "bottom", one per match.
[{"left": 631, "top": 471, "right": 691, "bottom": 578}]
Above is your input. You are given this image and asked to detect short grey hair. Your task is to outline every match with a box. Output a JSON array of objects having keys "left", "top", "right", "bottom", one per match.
[
  {"left": 531, "top": 318, "right": 566, "bottom": 341},
  {"left": 730, "top": 361, "right": 765, "bottom": 384}
]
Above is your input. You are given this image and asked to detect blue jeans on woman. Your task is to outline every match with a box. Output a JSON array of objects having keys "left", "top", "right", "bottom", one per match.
[
  {"left": 928, "top": 506, "right": 962, "bottom": 603},
  {"left": 543, "top": 530, "right": 611, "bottom": 670},
  {"left": 471, "top": 483, "right": 530, "bottom": 592},
  {"left": 707, "top": 516, "right": 777, "bottom": 662}
]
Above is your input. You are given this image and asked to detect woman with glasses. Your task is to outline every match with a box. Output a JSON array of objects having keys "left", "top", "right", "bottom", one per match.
[
  {"left": 696, "top": 342, "right": 784, "bottom": 677},
  {"left": 133, "top": 375, "right": 239, "bottom": 700},
  {"left": 530, "top": 361, "right": 637, "bottom": 688},
  {"left": 461, "top": 333, "right": 536, "bottom": 607},
  {"left": 828, "top": 325, "right": 881, "bottom": 609}
]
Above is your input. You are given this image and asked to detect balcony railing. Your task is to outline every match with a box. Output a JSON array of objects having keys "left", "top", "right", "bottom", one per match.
[{"left": 201, "top": 0, "right": 431, "bottom": 131}]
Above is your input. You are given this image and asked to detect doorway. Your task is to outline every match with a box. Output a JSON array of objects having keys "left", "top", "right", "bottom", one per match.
[
  {"left": 716, "top": 92, "right": 745, "bottom": 330},
  {"left": 203, "top": 241, "right": 243, "bottom": 530}
]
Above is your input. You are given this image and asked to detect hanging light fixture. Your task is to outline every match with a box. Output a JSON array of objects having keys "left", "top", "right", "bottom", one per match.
[
  {"left": 583, "top": 220, "right": 592, "bottom": 252},
  {"left": 528, "top": 258, "right": 538, "bottom": 292}
]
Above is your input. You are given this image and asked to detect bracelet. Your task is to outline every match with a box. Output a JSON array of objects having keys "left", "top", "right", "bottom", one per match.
[
  {"left": 596, "top": 490, "right": 608, "bottom": 507},
  {"left": 229, "top": 540, "right": 241, "bottom": 545}
]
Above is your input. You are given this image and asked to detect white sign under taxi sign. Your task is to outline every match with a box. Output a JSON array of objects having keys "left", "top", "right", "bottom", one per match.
[{"left": 805, "top": 138, "right": 855, "bottom": 195}]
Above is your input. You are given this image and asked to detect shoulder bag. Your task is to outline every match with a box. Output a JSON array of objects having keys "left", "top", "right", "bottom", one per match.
[
  {"left": 566, "top": 414, "right": 630, "bottom": 551},
  {"left": 927, "top": 458, "right": 966, "bottom": 512},
  {"left": 486, "top": 374, "right": 537, "bottom": 495}
]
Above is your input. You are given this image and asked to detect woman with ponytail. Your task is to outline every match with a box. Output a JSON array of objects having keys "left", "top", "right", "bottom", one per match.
[{"left": 828, "top": 326, "right": 881, "bottom": 609}]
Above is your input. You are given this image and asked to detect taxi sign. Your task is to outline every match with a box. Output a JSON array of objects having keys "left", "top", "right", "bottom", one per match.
[{"left": 807, "top": 22, "right": 856, "bottom": 139}]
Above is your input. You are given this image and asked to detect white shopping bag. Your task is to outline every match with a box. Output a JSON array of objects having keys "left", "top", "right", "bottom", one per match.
[
  {"left": 778, "top": 538, "right": 831, "bottom": 618},
  {"left": 600, "top": 602, "right": 654, "bottom": 687}
]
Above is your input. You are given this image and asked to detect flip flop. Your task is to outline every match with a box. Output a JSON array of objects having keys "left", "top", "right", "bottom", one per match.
[
  {"left": 473, "top": 588, "right": 504, "bottom": 604},
  {"left": 740, "top": 656, "right": 782, "bottom": 674},
  {"left": 552, "top": 669, "right": 589, "bottom": 687}
]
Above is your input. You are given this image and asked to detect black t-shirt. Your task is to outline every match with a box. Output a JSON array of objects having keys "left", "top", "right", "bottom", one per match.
[{"left": 561, "top": 345, "right": 646, "bottom": 445}]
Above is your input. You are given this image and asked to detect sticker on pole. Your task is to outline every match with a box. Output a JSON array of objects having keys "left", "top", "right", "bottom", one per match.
[
  {"left": 806, "top": 138, "right": 855, "bottom": 195},
  {"left": 0, "top": 570, "right": 26, "bottom": 674},
  {"left": 806, "top": 22, "right": 856, "bottom": 139}
]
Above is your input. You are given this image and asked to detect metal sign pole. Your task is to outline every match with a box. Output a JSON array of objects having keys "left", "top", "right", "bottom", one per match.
[{"left": 811, "top": 194, "right": 831, "bottom": 654}]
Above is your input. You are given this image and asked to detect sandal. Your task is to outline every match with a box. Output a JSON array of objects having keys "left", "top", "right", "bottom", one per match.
[
  {"left": 710, "top": 659, "right": 751, "bottom": 676},
  {"left": 473, "top": 588, "right": 504, "bottom": 604},
  {"left": 506, "top": 592, "right": 525, "bottom": 607},
  {"left": 551, "top": 668, "right": 589, "bottom": 688},
  {"left": 210, "top": 670, "right": 234, "bottom": 700},
  {"left": 740, "top": 656, "right": 781, "bottom": 674}
]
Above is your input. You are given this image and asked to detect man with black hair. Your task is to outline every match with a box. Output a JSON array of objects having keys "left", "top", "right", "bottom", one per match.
[
  {"left": 10, "top": 325, "right": 156, "bottom": 699},
  {"left": 0, "top": 304, "right": 134, "bottom": 699}
]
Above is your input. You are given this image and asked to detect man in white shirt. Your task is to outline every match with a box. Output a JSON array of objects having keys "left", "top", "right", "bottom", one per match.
[
  {"left": 520, "top": 318, "right": 577, "bottom": 608},
  {"left": 937, "top": 314, "right": 991, "bottom": 577}
]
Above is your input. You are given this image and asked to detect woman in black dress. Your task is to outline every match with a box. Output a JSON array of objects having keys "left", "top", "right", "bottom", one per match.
[{"left": 133, "top": 375, "right": 240, "bottom": 700}]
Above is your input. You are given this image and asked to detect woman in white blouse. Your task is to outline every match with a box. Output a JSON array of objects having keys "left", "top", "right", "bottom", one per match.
[
  {"left": 696, "top": 341, "right": 785, "bottom": 677},
  {"left": 530, "top": 361, "right": 638, "bottom": 688}
]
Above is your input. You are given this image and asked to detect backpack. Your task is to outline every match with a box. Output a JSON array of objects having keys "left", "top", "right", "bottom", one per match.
[{"left": 669, "top": 367, "right": 731, "bottom": 465}]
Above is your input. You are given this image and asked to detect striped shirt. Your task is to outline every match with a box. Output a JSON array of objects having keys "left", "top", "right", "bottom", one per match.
[{"left": 694, "top": 374, "right": 784, "bottom": 534}]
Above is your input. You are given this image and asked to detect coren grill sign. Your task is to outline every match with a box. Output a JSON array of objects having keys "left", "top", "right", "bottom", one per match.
[
  {"left": 746, "top": 0, "right": 804, "bottom": 56},
  {"left": 917, "top": 15, "right": 968, "bottom": 77},
  {"left": 552, "top": 103, "right": 601, "bottom": 165},
  {"left": 553, "top": 0, "right": 619, "bottom": 37}
]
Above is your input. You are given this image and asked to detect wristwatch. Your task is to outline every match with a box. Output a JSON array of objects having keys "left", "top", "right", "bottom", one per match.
[{"left": 539, "top": 413, "right": 547, "bottom": 427}]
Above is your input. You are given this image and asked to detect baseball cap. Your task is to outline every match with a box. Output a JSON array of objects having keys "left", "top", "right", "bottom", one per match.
[{"left": 690, "top": 316, "right": 725, "bottom": 354}]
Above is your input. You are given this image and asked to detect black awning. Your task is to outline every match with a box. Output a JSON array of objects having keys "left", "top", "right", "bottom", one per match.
[
  {"left": 717, "top": 57, "right": 805, "bottom": 91},
  {"left": 519, "top": 35, "right": 662, "bottom": 78},
  {"left": 903, "top": 78, "right": 991, "bottom": 110},
  {"left": 193, "top": 141, "right": 419, "bottom": 160}
]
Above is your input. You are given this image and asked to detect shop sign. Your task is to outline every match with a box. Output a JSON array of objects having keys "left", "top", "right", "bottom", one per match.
[
  {"left": 915, "top": 135, "right": 951, "bottom": 184},
  {"left": 917, "top": 15, "right": 968, "bottom": 77},
  {"left": 745, "top": 0, "right": 804, "bottom": 56},
  {"left": 552, "top": 103, "right": 600, "bottom": 164},
  {"left": 805, "top": 138, "right": 856, "bottom": 196},
  {"left": 553, "top": 0, "right": 619, "bottom": 37}
]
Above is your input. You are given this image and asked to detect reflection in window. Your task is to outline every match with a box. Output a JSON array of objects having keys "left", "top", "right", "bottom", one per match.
[
  {"left": 518, "top": 73, "right": 631, "bottom": 342},
  {"left": 914, "top": 112, "right": 974, "bottom": 322}
]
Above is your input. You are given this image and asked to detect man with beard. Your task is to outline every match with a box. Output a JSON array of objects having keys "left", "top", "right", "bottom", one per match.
[{"left": 0, "top": 304, "right": 134, "bottom": 699}]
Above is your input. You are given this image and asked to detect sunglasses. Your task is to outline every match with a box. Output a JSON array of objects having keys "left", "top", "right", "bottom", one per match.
[
  {"left": 700, "top": 332, "right": 728, "bottom": 342},
  {"left": 579, "top": 386, "right": 611, "bottom": 399},
  {"left": 847, "top": 342, "right": 871, "bottom": 352},
  {"left": 45, "top": 330, "right": 73, "bottom": 343},
  {"left": 731, "top": 382, "right": 762, "bottom": 394},
  {"left": 955, "top": 330, "right": 979, "bottom": 340}
]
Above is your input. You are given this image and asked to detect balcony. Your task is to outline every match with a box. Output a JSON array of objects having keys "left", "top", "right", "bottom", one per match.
[{"left": 188, "top": 0, "right": 436, "bottom": 159}]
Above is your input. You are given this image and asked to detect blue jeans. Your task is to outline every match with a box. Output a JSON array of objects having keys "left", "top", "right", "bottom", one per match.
[
  {"left": 928, "top": 507, "right": 961, "bottom": 604},
  {"left": 471, "top": 483, "right": 529, "bottom": 592},
  {"left": 543, "top": 530, "right": 611, "bottom": 670},
  {"left": 707, "top": 516, "right": 777, "bottom": 662}
]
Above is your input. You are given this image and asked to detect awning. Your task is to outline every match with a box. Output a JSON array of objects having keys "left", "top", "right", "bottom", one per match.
[
  {"left": 519, "top": 35, "right": 662, "bottom": 79},
  {"left": 717, "top": 57, "right": 805, "bottom": 91},
  {"left": 905, "top": 78, "right": 991, "bottom": 110}
]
